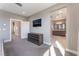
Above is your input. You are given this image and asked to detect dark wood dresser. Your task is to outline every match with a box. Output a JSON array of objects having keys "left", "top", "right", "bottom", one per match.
[{"left": 28, "top": 33, "right": 43, "bottom": 46}]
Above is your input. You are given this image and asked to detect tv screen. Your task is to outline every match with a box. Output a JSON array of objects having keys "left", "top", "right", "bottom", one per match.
[{"left": 33, "top": 18, "right": 42, "bottom": 27}]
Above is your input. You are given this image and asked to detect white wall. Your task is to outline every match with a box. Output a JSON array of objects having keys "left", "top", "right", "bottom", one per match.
[
  {"left": 28, "top": 15, "right": 51, "bottom": 45},
  {"left": 28, "top": 4, "right": 67, "bottom": 45},
  {"left": 50, "top": 4, "right": 79, "bottom": 54},
  {"left": 66, "top": 4, "right": 79, "bottom": 54},
  {"left": 28, "top": 4, "right": 79, "bottom": 54},
  {"left": 66, "top": 4, "right": 78, "bottom": 52},
  {"left": 0, "top": 10, "right": 27, "bottom": 42},
  {"left": 0, "top": 3, "right": 78, "bottom": 54}
]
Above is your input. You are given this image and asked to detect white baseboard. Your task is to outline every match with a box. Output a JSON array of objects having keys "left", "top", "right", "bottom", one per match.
[
  {"left": 44, "top": 41, "right": 51, "bottom": 45},
  {"left": 21, "top": 38, "right": 27, "bottom": 40},
  {"left": 4, "top": 39, "right": 11, "bottom": 43},
  {"left": 66, "top": 48, "right": 78, "bottom": 55}
]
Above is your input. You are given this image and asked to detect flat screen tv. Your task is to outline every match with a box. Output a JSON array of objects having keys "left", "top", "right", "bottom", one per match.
[{"left": 33, "top": 18, "right": 42, "bottom": 27}]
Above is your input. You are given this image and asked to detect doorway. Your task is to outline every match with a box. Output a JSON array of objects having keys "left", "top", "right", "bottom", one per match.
[
  {"left": 10, "top": 19, "right": 30, "bottom": 42},
  {"left": 11, "top": 20, "right": 21, "bottom": 41},
  {"left": 50, "top": 8, "right": 67, "bottom": 55}
]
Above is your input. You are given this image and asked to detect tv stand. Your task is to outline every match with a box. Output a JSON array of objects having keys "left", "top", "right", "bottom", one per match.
[{"left": 28, "top": 33, "right": 43, "bottom": 46}]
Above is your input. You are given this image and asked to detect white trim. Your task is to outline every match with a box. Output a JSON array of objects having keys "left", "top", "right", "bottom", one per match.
[
  {"left": 2, "top": 42, "right": 4, "bottom": 56},
  {"left": 66, "top": 48, "right": 78, "bottom": 55},
  {"left": 22, "top": 38, "right": 27, "bottom": 39},
  {"left": 44, "top": 41, "right": 51, "bottom": 45},
  {"left": 0, "top": 41, "right": 4, "bottom": 56},
  {"left": 78, "top": 31, "right": 79, "bottom": 56},
  {"left": 10, "top": 20, "right": 11, "bottom": 42},
  {"left": 4, "top": 39, "right": 11, "bottom": 43},
  {"left": 49, "top": 44, "right": 56, "bottom": 56},
  {"left": 55, "top": 41, "right": 65, "bottom": 56},
  {"left": 10, "top": 19, "right": 23, "bottom": 42}
]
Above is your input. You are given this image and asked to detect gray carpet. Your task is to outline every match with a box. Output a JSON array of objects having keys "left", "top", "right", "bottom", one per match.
[
  {"left": 54, "top": 47, "right": 62, "bottom": 56},
  {"left": 4, "top": 39, "right": 50, "bottom": 56},
  {"left": 4, "top": 39, "right": 76, "bottom": 56}
]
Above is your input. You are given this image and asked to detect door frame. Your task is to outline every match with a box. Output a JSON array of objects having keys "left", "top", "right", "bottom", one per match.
[
  {"left": 50, "top": 7, "right": 67, "bottom": 56},
  {"left": 10, "top": 19, "right": 22, "bottom": 42}
]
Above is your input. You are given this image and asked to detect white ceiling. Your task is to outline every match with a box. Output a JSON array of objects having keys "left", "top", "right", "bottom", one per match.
[{"left": 0, "top": 3, "right": 56, "bottom": 17}]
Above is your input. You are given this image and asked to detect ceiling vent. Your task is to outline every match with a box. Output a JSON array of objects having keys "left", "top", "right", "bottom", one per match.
[{"left": 15, "top": 3, "right": 22, "bottom": 7}]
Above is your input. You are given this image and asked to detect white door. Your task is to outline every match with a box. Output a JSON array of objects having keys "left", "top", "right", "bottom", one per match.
[{"left": 21, "top": 21, "right": 30, "bottom": 39}]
